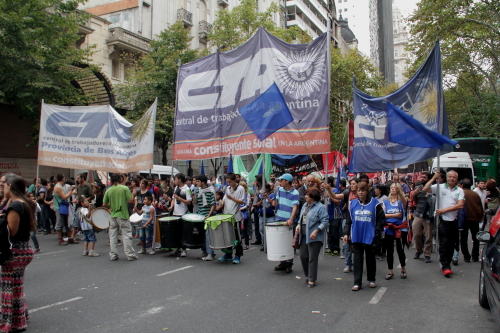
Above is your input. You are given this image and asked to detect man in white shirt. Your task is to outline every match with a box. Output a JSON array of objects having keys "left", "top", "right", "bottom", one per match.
[
  {"left": 473, "top": 180, "right": 487, "bottom": 210},
  {"left": 168, "top": 173, "right": 192, "bottom": 257},
  {"left": 423, "top": 170, "right": 464, "bottom": 277}
]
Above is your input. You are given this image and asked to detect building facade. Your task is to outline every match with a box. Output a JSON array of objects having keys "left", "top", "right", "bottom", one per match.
[
  {"left": 392, "top": 5, "right": 409, "bottom": 86},
  {"left": 369, "top": 0, "right": 394, "bottom": 83}
]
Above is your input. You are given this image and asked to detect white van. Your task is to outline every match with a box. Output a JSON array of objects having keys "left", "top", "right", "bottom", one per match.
[
  {"left": 139, "top": 165, "right": 180, "bottom": 180},
  {"left": 431, "top": 152, "right": 475, "bottom": 186}
]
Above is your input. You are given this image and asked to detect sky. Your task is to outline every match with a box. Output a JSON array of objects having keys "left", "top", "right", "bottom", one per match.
[{"left": 343, "top": 0, "right": 420, "bottom": 57}]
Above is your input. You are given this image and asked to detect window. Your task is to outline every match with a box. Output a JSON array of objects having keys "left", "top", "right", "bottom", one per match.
[
  {"left": 112, "top": 59, "right": 120, "bottom": 79},
  {"left": 344, "top": 8, "right": 347, "bottom": 11},
  {"left": 109, "top": 14, "right": 120, "bottom": 24},
  {"left": 395, "top": 49, "right": 398, "bottom": 57},
  {"left": 338, "top": 0, "right": 342, "bottom": 2}
]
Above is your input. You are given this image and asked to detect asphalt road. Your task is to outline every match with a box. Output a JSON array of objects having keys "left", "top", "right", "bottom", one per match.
[{"left": 21, "top": 232, "right": 498, "bottom": 333}]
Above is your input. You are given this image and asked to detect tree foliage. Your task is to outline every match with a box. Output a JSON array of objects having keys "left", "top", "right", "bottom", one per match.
[
  {"left": 0, "top": 0, "right": 95, "bottom": 119},
  {"left": 115, "top": 22, "right": 202, "bottom": 166},
  {"left": 405, "top": 0, "right": 500, "bottom": 138}
]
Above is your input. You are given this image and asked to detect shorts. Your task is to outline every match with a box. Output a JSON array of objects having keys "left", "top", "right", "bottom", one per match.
[
  {"left": 82, "top": 229, "right": 96, "bottom": 243},
  {"left": 139, "top": 223, "right": 154, "bottom": 243},
  {"left": 55, "top": 210, "right": 71, "bottom": 232}
]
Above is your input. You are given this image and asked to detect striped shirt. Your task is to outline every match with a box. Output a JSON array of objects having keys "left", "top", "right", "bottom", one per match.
[
  {"left": 275, "top": 186, "right": 300, "bottom": 221},
  {"left": 195, "top": 189, "right": 215, "bottom": 217}
]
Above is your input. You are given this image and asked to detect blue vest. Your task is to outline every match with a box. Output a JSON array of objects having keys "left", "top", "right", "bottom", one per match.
[
  {"left": 383, "top": 199, "right": 404, "bottom": 236},
  {"left": 349, "top": 198, "right": 379, "bottom": 245}
]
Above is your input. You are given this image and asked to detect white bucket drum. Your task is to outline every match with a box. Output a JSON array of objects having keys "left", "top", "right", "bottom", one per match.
[
  {"left": 129, "top": 212, "right": 142, "bottom": 228},
  {"left": 265, "top": 222, "right": 294, "bottom": 261},
  {"left": 90, "top": 207, "right": 111, "bottom": 232}
]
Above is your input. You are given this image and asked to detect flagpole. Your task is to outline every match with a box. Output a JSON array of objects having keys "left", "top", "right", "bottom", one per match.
[
  {"left": 436, "top": 148, "right": 441, "bottom": 265},
  {"left": 262, "top": 153, "right": 267, "bottom": 253}
]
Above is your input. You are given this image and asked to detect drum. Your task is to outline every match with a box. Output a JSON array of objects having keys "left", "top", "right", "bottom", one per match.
[
  {"left": 129, "top": 213, "right": 143, "bottom": 229},
  {"left": 90, "top": 207, "right": 111, "bottom": 232},
  {"left": 265, "top": 222, "right": 294, "bottom": 261},
  {"left": 155, "top": 213, "right": 169, "bottom": 245},
  {"left": 158, "top": 216, "right": 183, "bottom": 249},
  {"left": 181, "top": 214, "right": 206, "bottom": 249},
  {"left": 205, "top": 214, "right": 236, "bottom": 249}
]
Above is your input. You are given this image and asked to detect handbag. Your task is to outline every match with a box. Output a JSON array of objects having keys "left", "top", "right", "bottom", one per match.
[
  {"left": 292, "top": 228, "right": 300, "bottom": 249},
  {"left": 58, "top": 198, "right": 70, "bottom": 215}
]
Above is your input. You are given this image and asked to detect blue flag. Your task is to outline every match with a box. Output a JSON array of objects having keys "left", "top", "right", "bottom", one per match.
[
  {"left": 227, "top": 154, "right": 233, "bottom": 173},
  {"left": 200, "top": 160, "right": 205, "bottom": 175},
  {"left": 387, "top": 102, "right": 457, "bottom": 149},
  {"left": 239, "top": 82, "right": 293, "bottom": 141},
  {"left": 335, "top": 168, "right": 341, "bottom": 191},
  {"left": 350, "top": 41, "right": 451, "bottom": 172}
]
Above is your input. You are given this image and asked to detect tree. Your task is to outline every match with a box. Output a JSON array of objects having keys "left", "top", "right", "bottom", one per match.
[
  {"left": 115, "top": 22, "right": 202, "bottom": 166},
  {"left": 405, "top": 0, "right": 500, "bottom": 138},
  {"left": 0, "top": 0, "right": 95, "bottom": 119},
  {"left": 329, "top": 48, "right": 385, "bottom": 153}
]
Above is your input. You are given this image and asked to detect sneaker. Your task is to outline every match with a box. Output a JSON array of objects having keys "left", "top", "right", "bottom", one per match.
[
  {"left": 67, "top": 238, "right": 79, "bottom": 244},
  {"left": 138, "top": 248, "right": 146, "bottom": 254},
  {"left": 127, "top": 254, "right": 139, "bottom": 261},
  {"left": 169, "top": 249, "right": 181, "bottom": 256},
  {"left": 199, "top": 252, "right": 208, "bottom": 259},
  {"left": 274, "top": 263, "right": 286, "bottom": 271},
  {"left": 233, "top": 256, "right": 241, "bottom": 264},
  {"left": 180, "top": 250, "right": 187, "bottom": 257},
  {"left": 351, "top": 285, "right": 361, "bottom": 291},
  {"left": 117, "top": 240, "right": 123, "bottom": 246},
  {"left": 343, "top": 266, "right": 352, "bottom": 273},
  {"left": 414, "top": 252, "right": 422, "bottom": 259},
  {"left": 331, "top": 250, "right": 340, "bottom": 256},
  {"left": 148, "top": 249, "right": 155, "bottom": 255},
  {"left": 443, "top": 269, "right": 452, "bottom": 277},
  {"left": 34, "top": 248, "right": 41, "bottom": 254},
  {"left": 110, "top": 256, "right": 119, "bottom": 261},
  {"left": 369, "top": 281, "right": 377, "bottom": 288},
  {"left": 425, "top": 256, "right": 431, "bottom": 263},
  {"left": 204, "top": 254, "right": 215, "bottom": 261},
  {"left": 83, "top": 250, "right": 89, "bottom": 256},
  {"left": 285, "top": 266, "right": 293, "bottom": 273},
  {"left": 325, "top": 249, "right": 333, "bottom": 254},
  {"left": 452, "top": 260, "right": 458, "bottom": 266},
  {"left": 340, "top": 255, "right": 346, "bottom": 259},
  {"left": 89, "top": 251, "right": 100, "bottom": 257},
  {"left": 218, "top": 254, "right": 233, "bottom": 262},
  {"left": 58, "top": 239, "right": 68, "bottom": 246}
]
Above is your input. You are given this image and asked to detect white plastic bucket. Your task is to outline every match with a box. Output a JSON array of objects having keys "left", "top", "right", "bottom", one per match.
[{"left": 265, "top": 223, "right": 294, "bottom": 261}]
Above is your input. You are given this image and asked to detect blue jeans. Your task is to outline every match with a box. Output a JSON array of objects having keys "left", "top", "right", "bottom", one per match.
[
  {"left": 139, "top": 223, "right": 154, "bottom": 247},
  {"left": 205, "top": 230, "right": 214, "bottom": 255},
  {"left": 342, "top": 219, "right": 352, "bottom": 266},
  {"left": 83, "top": 229, "right": 96, "bottom": 243},
  {"left": 30, "top": 230, "right": 39, "bottom": 249},
  {"left": 259, "top": 215, "right": 275, "bottom": 245}
]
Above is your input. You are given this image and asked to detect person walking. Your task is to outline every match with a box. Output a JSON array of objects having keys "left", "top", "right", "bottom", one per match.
[
  {"left": 411, "top": 172, "right": 434, "bottom": 263},
  {"left": 459, "top": 178, "right": 483, "bottom": 262},
  {"left": 1, "top": 174, "right": 36, "bottom": 333},
  {"left": 103, "top": 173, "right": 138, "bottom": 261},
  {"left": 296, "top": 188, "right": 329, "bottom": 287}
]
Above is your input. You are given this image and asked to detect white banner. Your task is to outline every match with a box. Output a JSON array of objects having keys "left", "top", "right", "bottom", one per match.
[{"left": 38, "top": 100, "right": 156, "bottom": 173}]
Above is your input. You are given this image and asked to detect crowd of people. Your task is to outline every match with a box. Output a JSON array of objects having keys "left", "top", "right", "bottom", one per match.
[{"left": 0, "top": 168, "right": 495, "bottom": 332}]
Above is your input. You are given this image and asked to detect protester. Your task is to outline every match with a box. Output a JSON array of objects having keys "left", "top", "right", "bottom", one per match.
[
  {"left": 26, "top": 193, "right": 41, "bottom": 254},
  {"left": 323, "top": 177, "right": 343, "bottom": 256},
  {"left": 411, "top": 173, "right": 435, "bottom": 263},
  {"left": 1, "top": 175, "right": 35, "bottom": 333},
  {"left": 71, "top": 173, "right": 93, "bottom": 243},
  {"left": 422, "top": 170, "right": 464, "bottom": 277},
  {"left": 383, "top": 183, "right": 408, "bottom": 280},
  {"left": 194, "top": 174, "right": 216, "bottom": 260},
  {"left": 137, "top": 193, "right": 156, "bottom": 255},
  {"left": 473, "top": 180, "right": 487, "bottom": 209},
  {"left": 342, "top": 178, "right": 359, "bottom": 273},
  {"left": 250, "top": 175, "right": 263, "bottom": 246},
  {"left": 343, "top": 182, "right": 385, "bottom": 291},
  {"left": 103, "top": 173, "right": 138, "bottom": 261},
  {"left": 53, "top": 174, "right": 76, "bottom": 245},
  {"left": 239, "top": 181, "right": 251, "bottom": 250},
  {"left": 168, "top": 173, "right": 192, "bottom": 257},
  {"left": 256, "top": 183, "right": 275, "bottom": 250},
  {"left": 459, "top": 178, "right": 483, "bottom": 262},
  {"left": 297, "top": 187, "right": 329, "bottom": 287}
]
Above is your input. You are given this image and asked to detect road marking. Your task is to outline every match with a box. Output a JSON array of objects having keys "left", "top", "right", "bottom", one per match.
[
  {"left": 35, "top": 250, "right": 66, "bottom": 256},
  {"left": 31, "top": 297, "right": 83, "bottom": 313},
  {"left": 397, "top": 259, "right": 408, "bottom": 268},
  {"left": 369, "top": 287, "right": 388, "bottom": 304},
  {"left": 156, "top": 265, "right": 194, "bottom": 277}
]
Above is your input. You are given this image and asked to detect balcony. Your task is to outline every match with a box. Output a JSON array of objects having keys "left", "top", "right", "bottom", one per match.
[
  {"left": 287, "top": 13, "right": 319, "bottom": 39},
  {"left": 286, "top": 0, "right": 327, "bottom": 32},
  {"left": 217, "top": 0, "right": 229, "bottom": 8},
  {"left": 199, "top": 20, "right": 212, "bottom": 41},
  {"left": 78, "top": 17, "right": 94, "bottom": 35},
  {"left": 307, "top": 0, "right": 329, "bottom": 21},
  {"left": 177, "top": 8, "right": 193, "bottom": 28},
  {"left": 107, "top": 27, "right": 152, "bottom": 54}
]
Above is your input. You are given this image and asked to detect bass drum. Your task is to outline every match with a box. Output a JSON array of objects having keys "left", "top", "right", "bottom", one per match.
[{"left": 90, "top": 207, "right": 111, "bottom": 232}]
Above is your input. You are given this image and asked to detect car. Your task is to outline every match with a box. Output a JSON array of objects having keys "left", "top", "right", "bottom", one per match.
[{"left": 478, "top": 209, "right": 500, "bottom": 328}]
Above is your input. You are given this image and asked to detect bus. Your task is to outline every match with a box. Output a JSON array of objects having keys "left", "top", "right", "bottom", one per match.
[{"left": 452, "top": 138, "right": 499, "bottom": 182}]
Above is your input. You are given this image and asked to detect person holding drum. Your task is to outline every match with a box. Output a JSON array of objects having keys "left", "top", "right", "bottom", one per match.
[
  {"left": 296, "top": 187, "right": 329, "bottom": 287},
  {"left": 194, "top": 174, "right": 216, "bottom": 260},
  {"left": 71, "top": 173, "right": 94, "bottom": 243},
  {"left": 168, "top": 173, "right": 192, "bottom": 257},
  {"left": 103, "top": 173, "right": 138, "bottom": 261},
  {"left": 217, "top": 172, "right": 245, "bottom": 264},
  {"left": 272, "top": 173, "right": 300, "bottom": 273}
]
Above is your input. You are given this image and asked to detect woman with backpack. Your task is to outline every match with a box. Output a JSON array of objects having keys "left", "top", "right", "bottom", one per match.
[{"left": 1, "top": 174, "right": 36, "bottom": 333}]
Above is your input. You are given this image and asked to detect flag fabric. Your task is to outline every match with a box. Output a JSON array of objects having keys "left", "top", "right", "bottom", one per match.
[
  {"left": 335, "top": 168, "right": 341, "bottom": 191},
  {"left": 239, "top": 83, "right": 293, "bottom": 141},
  {"left": 227, "top": 154, "right": 234, "bottom": 173},
  {"left": 173, "top": 27, "right": 330, "bottom": 160},
  {"left": 200, "top": 161, "right": 205, "bottom": 175},
  {"left": 386, "top": 102, "right": 457, "bottom": 148},
  {"left": 350, "top": 41, "right": 450, "bottom": 172}
]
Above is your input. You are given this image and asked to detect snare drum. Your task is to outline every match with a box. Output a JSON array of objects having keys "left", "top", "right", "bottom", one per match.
[
  {"left": 129, "top": 212, "right": 143, "bottom": 229},
  {"left": 205, "top": 214, "right": 236, "bottom": 249},
  {"left": 181, "top": 214, "right": 206, "bottom": 249},
  {"left": 90, "top": 207, "right": 111, "bottom": 232},
  {"left": 158, "top": 216, "right": 183, "bottom": 249},
  {"left": 265, "top": 222, "right": 294, "bottom": 261}
]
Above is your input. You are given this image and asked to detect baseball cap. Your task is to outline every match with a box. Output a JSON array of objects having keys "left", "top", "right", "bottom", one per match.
[{"left": 277, "top": 173, "right": 293, "bottom": 182}]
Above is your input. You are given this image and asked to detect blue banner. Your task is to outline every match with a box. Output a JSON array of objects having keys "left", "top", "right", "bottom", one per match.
[{"left": 349, "top": 42, "right": 451, "bottom": 172}]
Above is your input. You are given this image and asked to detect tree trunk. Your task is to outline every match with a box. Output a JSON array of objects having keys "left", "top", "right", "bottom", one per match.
[{"left": 161, "top": 135, "right": 167, "bottom": 166}]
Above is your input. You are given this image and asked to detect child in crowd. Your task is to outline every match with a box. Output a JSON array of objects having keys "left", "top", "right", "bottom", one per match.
[
  {"left": 137, "top": 193, "right": 156, "bottom": 255},
  {"left": 26, "top": 193, "right": 41, "bottom": 253},
  {"left": 214, "top": 190, "right": 224, "bottom": 213},
  {"left": 80, "top": 198, "right": 100, "bottom": 257}
]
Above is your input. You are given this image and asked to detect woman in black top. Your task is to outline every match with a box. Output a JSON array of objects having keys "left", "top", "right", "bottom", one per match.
[{"left": 1, "top": 174, "right": 36, "bottom": 333}]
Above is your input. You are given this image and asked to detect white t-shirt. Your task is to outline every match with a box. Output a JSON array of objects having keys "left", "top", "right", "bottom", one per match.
[
  {"left": 473, "top": 188, "right": 487, "bottom": 210},
  {"left": 173, "top": 184, "right": 192, "bottom": 216},
  {"left": 223, "top": 185, "right": 245, "bottom": 222},
  {"left": 431, "top": 183, "right": 465, "bottom": 221}
]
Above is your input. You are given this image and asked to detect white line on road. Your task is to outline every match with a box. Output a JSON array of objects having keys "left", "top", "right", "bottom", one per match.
[
  {"left": 369, "top": 287, "right": 388, "bottom": 304},
  {"left": 35, "top": 250, "right": 66, "bottom": 256},
  {"left": 156, "top": 266, "right": 194, "bottom": 277},
  {"left": 30, "top": 297, "right": 83, "bottom": 313},
  {"left": 397, "top": 259, "right": 408, "bottom": 269}
]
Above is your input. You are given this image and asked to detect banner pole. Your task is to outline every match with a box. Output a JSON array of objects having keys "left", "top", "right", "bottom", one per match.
[
  {"left": 436, "top": 148, "right": 441, "bottom": 266},
  {"left": 36, "top": 99, "right": 43, "bottom": 182},
  {"left": 262, "top": 153, "right": 267, "bottom": 253}
]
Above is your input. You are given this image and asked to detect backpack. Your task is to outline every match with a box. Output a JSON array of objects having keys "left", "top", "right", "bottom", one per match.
[{"left": 0, "top": 213, "right": 13, "bottom": 265}]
